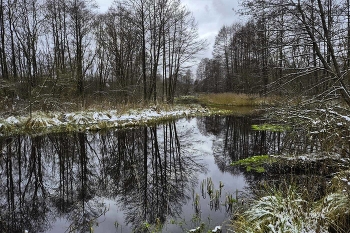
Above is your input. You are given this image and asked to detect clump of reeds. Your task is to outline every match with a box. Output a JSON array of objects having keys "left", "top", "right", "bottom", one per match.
[{"left": 22, "top": 111, "right": 63, "bottom": 133}]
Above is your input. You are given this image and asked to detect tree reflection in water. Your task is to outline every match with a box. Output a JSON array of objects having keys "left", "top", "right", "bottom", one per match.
[
  {"left": 0, "top": 118, "right": 208, "bottom": 232},
  {"left": 100, "top": 122, "right": 207, "bottom": 232},
  {"left": 0, "top": 135, "right": 50, "bottom": 233},
  {"left": 0, "top": 114, "right": 318, "bottom": 232}
]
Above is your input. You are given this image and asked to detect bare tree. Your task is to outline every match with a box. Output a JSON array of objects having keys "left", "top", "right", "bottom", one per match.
[
  {"left": 0, "top": 0, "right": 8, "bottom": 80},
  {"left": 241, "top": 0, "right": 350, "bottom": 105},
  {"left": 213, "top": 26, "right": 233, "bottom": 91},
  {"left": 67, "top": 0, "right": 97, "bottom": 99},
  {"left": 164, "top": 1, "right": 206, "bottom": 102},
  {"left": 114, "top": 0, "right": 205, "bottom": 104},
  {"left": 45, "top": 0, "right": 71, "bottom": 97}
]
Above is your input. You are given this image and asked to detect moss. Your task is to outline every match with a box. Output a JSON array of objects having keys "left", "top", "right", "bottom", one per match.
[
  {"left": 251, "top": 123, "right": 291, "bottom": 132},
  {"left": 231, "top": 155, "right": 276, "bottom": 173}
]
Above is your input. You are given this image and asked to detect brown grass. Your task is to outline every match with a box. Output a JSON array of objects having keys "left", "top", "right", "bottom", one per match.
[{"left": 198, "top": 93, "right": 279, "bottom": 106}]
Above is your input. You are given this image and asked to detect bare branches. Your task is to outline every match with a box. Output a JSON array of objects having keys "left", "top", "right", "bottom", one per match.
[
  {"left": 197, "top": 0, "right": 350, "bottom": 106},
  {"left": 0, "top": 0, "right": 206, "bottom": 113}
]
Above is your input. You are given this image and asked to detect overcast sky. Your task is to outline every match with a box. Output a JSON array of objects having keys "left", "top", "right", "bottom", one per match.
[
  {"left": 181, "top": 0, "right": 241, "bottom": 58},
  {"left": 96, "top": 0, "right": 242, "bottom": 67}
]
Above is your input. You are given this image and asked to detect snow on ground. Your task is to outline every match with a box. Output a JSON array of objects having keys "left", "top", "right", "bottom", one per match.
[
  {"left": 5, "top": 116, "right": 20, "bottom": 124},
  {"left": 271, "top": 152, "right": 345, "bottom": 162},
  {"left": 0, "top": 105, "right": 215, "bottom": 135}
]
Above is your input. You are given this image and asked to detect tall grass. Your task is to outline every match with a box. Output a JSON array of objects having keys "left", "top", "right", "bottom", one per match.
[
  {"left": 198, "top": 93, "right": 279, "bottom": 106},
  {"left": 231, "top": 184, "right": 350, "bottom": 233}
]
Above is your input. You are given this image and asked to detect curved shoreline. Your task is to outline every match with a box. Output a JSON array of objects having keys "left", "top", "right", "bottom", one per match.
[{"left": 0, "top": 105, "right": 237, "bottom": 136}]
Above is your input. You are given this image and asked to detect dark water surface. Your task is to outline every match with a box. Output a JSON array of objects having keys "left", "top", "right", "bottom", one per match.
[{"left": 1, "top": 114, "right": 311, "bottom": 233}]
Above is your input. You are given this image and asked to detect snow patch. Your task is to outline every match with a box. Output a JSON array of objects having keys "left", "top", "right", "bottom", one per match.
[
  {"left": 6, "top": 116, "right": 20, "bottom": 124},
  {"left": 212, "top": 226, "right": 221, "bottom": 232},
  {"left": 93, "top": 112, "right": 110, "bottom": 121}
]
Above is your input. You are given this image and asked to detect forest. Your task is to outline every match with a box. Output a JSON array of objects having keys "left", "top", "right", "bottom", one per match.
[
  {"left": 0, "top": 0, "right": 205, "bottom": 116},
  {"left": 196, "top": 0, "right": 350, "bottom": 106},
  {"left": 1, "top": 0, "right": 350, "bottom": 115}
]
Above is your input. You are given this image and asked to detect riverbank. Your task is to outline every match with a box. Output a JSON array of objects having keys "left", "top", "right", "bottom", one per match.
[
  {"left": 1, "top": 93, "right": 271, "bottom": 135},
  {"left": 228, "top": 102, "right": 350, "bottom": 233},
  {"left": 0, "top": 104, "right": 244, "bottom": 136}
]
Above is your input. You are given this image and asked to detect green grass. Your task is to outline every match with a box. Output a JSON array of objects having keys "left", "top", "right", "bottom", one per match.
[
  {"left": 251, "top": 123, "right": 291, "bottom": 132},
  {"left": 231, "top": 155, "right": 276, "bottom": 173}
]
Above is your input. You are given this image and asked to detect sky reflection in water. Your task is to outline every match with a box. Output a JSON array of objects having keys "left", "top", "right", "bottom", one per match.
[{"left": 1, "top": 114, "right": 278, "bottom": 233}]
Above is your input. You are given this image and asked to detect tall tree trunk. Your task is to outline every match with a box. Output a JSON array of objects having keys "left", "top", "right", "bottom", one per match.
[
  {"left": 0, "top": 0, "right": 8, "bottom": 80},
  {"left": 347, "top": 0, "right": 350, "bottom": 73},
  {"left": 141, "top": 1, "right": 147, "bottom": 104}
]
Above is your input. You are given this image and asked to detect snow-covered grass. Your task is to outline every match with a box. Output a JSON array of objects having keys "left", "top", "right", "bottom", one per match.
[
  {"left": 232, "top": 185, "right": 350, "bottom": 233},
  {"left": 0, "top": 104, "right": 234, "bottom": 135},
  {"left": 265, "top": 104, "right": 350, "bottom": 156},
  {"left": 228, "top": 101, "right": 350, "bottom": 233},
  {"left": 270, "top": 152, "right": 350, "bottom": 166}
]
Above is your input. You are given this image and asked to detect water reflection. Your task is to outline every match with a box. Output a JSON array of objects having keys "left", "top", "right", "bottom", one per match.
[
  {"left": 0, "top": 135, "right": 50, "bottom": 233},
  {"left": 101, "top": 123, "right": 206, "bottom": 232},
  {"left": 0, "top": 119, "right": 209, "bottom": 232},
  {"left": 197, "top": 114, "right": 330, "bottom": 203},
  {"left": 0, "top": 114, "right": 321, "bottom": 232},
  {"left": 202, "top": 115, "right": 285, "bottom": 173}
]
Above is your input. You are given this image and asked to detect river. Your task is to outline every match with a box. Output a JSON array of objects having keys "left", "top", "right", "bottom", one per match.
[{"left": 0, "top": 113, "right": 325, "bottom": 233}]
